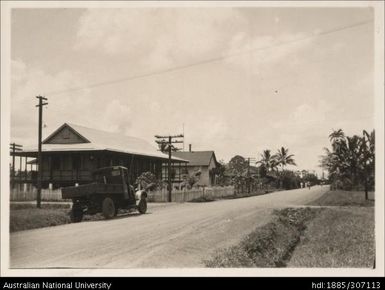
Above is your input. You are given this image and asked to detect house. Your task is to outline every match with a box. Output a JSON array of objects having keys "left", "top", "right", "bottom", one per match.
[
  {"left": 13, "top": 123, "right": 187, "bottom": 188},
  {"left": 171, "top": 147, "right": 220, "bottom": 187}
]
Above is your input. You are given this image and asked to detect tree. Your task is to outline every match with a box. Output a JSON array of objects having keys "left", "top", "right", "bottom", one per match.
[
  {"left": 273, "top": 147, "right": 296, "bottom": 188},
  {"left": 181, "top": 169, "right": 202, "bottom": 189},
  {"left": 228, "top": 155, "right": 248, "bottom": 194},
  {"left": 303, "top": 172, "right": 319, "bottom": 186},
  {"left": 320, "top": 129, "right": 375, "bottom": 199},
  {"left": 329, "top": 129, "right": 345, "bottom": 144},
  {"left": 228, "top": 155, "right": 248, "bottom": 176},
  {"left": 274, "top": 147, "right": 297, "bottom": 170},
  {"left": 359, "top": 130, "right": 375, "bottom": 200},
  {"left": 213, "top": 160, "right": 227, "bottom": 186},
  {"left": 156, "top": 140, "right": 180, "bottom": 153},
  {"left": 136, "top": 171, "right": 160, "bottom": 191},
  {"left": 257, "top": 150, "right": 278, "bottom": 173}
]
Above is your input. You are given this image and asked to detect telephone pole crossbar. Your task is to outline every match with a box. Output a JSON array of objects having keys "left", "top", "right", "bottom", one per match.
[
  {"left": 154, "top": 134, "right": 184, "bottom": 202},
  {"left": 245, "top": 157, "right": 257, "bottom": 194},
  {"left": 10, "top": 143, "right": 23, "bottom": 189}
]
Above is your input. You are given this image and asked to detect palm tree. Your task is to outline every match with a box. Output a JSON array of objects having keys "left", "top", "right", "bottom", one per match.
[
  {"left": 345, "top": 135, "right": 362, "bottom": 187},
  {"left": 329, "top": 129, "right": 345, "bottom": 153},
  {"left": 360, "top": 130, "right": 375, "bottom": 200},
  {"left": 257, "top": 150, "right": 278, "bottom": 172},
  {"left": 329, "top": 129, "right": 345, "bottom": 142},
  {"left": 321, "top": 129, "right": 375, "bottom": 196},
  {"left": 274, "top": 147, "right": 297, "bottom": 171},
  {"left": 273, "top": 147, "right": 296, "bottom": 189}
]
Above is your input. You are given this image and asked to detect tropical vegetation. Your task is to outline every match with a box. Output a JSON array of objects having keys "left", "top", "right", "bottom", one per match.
[{"left": 320, "top": 129, "right": 375, "bottom": 199}]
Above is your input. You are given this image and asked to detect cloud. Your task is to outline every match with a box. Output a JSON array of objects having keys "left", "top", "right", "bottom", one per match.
[
  {"left": 99, "top": 99, "right": 132, "bottom": 134},
  {"left": 224, "top": 31, "right": 314, "bottom": 72},
  {"left": 74, "top": 8, "right": 246, "bottom": 70},
  {"left": 272, "top": 100, "right": 331, "bottom": 138},
  {"left": 11, "top": 59, "right": 96, "bottom": 145}
]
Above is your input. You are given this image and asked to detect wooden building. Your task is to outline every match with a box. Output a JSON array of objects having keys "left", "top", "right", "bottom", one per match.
[
  {"left": 171, "top": 149, "right": 220, "bottom": 187},
  {"left": 13, "top": 123, "right": 187, "bottom": 188}
]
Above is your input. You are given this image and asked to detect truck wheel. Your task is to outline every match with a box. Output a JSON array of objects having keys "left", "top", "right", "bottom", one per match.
[
  {"left": 70, "top": 203, "right": 83, "bottom": 223},
  {"left": 102, "top": 197, "right": 116, "bottom": 219},
  {"left": 138, "top": 199, "right": 147, "bottom": 214}
]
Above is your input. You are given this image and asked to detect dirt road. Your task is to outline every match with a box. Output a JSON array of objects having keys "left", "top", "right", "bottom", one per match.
[{"left": 10, "top": 186, "right": 327, "bottom": 268}]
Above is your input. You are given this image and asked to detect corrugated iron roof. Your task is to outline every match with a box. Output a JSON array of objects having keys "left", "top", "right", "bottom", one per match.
[
  {"left": 21, "top": 123, "right": 188, "bottom": 162},
  {"left": 171, "top": 151, "right": 217, "bottom": 166}
]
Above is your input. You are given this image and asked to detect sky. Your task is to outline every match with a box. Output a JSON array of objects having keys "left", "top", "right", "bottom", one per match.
[{"left": 9, "top": 6, "right": 375, "bottom": 174}]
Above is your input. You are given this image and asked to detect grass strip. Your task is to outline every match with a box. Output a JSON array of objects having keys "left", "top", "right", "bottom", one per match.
[
  {"left": 308, "top": 190, "right": 374, "bottom": 207},
  {"left": 10, "top": 208, "right": 71, "bottom": 232},
  {"left": 288, "top": 207, "right": 375, "bottom": 268},
  {"left": 204, "top": 207, "right": 321, "bottom": 267}
]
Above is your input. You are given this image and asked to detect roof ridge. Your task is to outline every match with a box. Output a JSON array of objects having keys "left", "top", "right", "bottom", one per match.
[
  {"left": 172, "top": 150, "right": 214, "bottom": 153},
  {"left": 67, "top": 123, "right": 147, "bottom": 142}
]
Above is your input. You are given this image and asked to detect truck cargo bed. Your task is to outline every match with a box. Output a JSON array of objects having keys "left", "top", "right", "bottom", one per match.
[{"left": 62, "top": 183, "right": 125, "bottom": 199}]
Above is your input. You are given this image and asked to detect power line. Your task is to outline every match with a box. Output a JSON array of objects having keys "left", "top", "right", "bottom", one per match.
[
  {"left": 46, "top": 19, "right": 373, "bottom": 96},
  {"left": 154, "top": 134, "right": 184, "bottom": 202}
]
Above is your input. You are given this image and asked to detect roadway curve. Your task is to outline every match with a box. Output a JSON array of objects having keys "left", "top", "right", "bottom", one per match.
[{"left": 10, "top": 186, "right": 327, "bottom": 268}]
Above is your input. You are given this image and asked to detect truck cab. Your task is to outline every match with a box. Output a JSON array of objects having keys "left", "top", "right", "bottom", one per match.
[{"left": 62, "top": 166, "right": 147, "bottom": 222}]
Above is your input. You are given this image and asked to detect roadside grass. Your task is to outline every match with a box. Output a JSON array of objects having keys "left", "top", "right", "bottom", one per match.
[
  {"left": 288, "top": 207, "right": 375, "bottom": 268},
  {"left": 10, "top": 203, "right": 70, "bottom": 210},
  {"left": 189, "top": 190, "right": 274, "bottom": 203},
  {"left": 204, "top": 207, "right": 321, "bottom": 267},
  {"left": 221, "top": 190, "right": 273, "bottom": 200},
  {"left": 10, "top": 203, "right": 105, "bottom": 232},
  {"left": 10, "top": 207, "right": 71, "bottom": 232},
  {"left": 189, "top": 196, "right": 215, "bottom": 202},
  {"left": 204, "top": 190, "right": 375, "bottom": 268},
  {"left": 308, "top": 190, "right": 374, "bottom": 207}
]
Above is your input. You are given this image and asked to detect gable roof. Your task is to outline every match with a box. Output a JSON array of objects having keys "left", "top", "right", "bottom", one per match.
[
  {"left": 23, "top": 123, "right": 187, "bottom": 162},
  {"left": 43, "top": 123, "right": 91, "bottom": 144},
  {"left": 171, "top": 151, "right": 218, "bottom": 167}
]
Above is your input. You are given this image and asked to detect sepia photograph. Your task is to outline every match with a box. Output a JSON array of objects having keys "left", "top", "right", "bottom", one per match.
[{"left": 1, "top": 1, "right": 384, "bottom": 278}]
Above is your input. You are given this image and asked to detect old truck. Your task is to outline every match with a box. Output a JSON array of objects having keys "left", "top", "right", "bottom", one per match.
[{"left": 62, "top": 166, "right": 148, "bottom": 222}]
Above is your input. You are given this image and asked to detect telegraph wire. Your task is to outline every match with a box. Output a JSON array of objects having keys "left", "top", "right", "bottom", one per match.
[{"left": 46, "top": 19, "right": 373, "bottom": 96}]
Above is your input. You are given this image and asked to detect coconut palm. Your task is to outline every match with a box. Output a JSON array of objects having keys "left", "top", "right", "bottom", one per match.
[
  {"left": 360, "top": 130, "right": 375, "bottom": 199},
  {"left": 321, "top": 129, "right": 375, "bottom": 198},
  {"left": 329, "top": 129, "right": 345, "bottom": 143},
  {"left": 329, "top": 129, "right": 346, "bottom": 153},
  {"left": 273, "top": 147, "right": 296, "bottom": 189},
  {"left": 257, "top": 150, "right": 278, "bottom": 172},
  {"left": 274, "top": 147, "right": 297, "bottom": 171}
]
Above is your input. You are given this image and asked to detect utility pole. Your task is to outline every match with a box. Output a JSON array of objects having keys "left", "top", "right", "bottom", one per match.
[
  {"left": 247, "top": 158, "right": 250, "bottom": 194},
  {"left": 36, "top": 96, "right": 48, "bottom": 208},
  {"left": 244, "top": 156, "right": 256, "bottom": 194},
  {"left": 155, "top": 134, "right": 184, "bottom": 202},
  {"left": 182, "top": 123, "right": 185, "bottom": 151},
  {"left": 9, "top": 143, "right": 22, "bottom": 189}
]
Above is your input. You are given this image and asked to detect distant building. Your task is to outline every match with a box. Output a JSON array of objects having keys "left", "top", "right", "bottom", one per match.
[
  {"left": 171, "top": 147, "right": 220, "bottom": 187},
  {"left": 13, "top": 123, "right": 187, "bottom": 188}
]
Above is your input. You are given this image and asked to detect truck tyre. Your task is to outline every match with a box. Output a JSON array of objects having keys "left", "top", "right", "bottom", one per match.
[
  {"left": 102, "top": 197, "right": 116, "bottom": 219},
  {"left": 138, "top": 199, "right": 147, "bottom": 214},
  {"left": 70, "top": 202, "right": 83, "bottom": 223}
]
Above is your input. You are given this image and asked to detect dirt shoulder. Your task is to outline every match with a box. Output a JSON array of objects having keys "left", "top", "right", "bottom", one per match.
[
  {"left": 9, "top": 202, "right": 179, "bottom": 232},
  {"left": 204, "top": 190, "right": 375, "bottom": 268}
]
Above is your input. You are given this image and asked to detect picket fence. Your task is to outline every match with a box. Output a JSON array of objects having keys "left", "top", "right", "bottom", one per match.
[
  {"left": 147, "top": 186, "right": 235, "bottom": 202},
  {"left": 10, "top": 186, "right": 65, "bottom": 201},
  {"left": 10, "top": 184, "right": 235, "bottom": 203}
]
